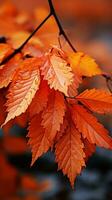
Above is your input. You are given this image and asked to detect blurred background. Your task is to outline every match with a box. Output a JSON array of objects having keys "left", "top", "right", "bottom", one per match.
[{"left": 0, "top": 0, "right": 112, "bottom": 199}]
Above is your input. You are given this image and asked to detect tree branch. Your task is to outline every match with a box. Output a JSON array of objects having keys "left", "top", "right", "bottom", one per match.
[{"left": 48, "top": 0, "right": 77, "bottom": 52}]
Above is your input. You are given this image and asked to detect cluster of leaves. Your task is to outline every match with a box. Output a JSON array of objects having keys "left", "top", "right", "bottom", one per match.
[
  {"left": 0, "top": 41, "right": 112, "bottom": 187},
  {"left": 0, "top": 1, "right": 112, "bottom": 188}
]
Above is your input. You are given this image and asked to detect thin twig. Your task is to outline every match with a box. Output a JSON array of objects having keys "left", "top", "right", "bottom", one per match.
[{"left": 48, "top": 0, "right": 77, "bottom": 52}]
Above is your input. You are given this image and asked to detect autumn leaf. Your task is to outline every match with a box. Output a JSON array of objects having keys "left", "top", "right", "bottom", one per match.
[
  {"left": 0, "top": 89, "right": 7, "bottom": 125},
  {"left": 41, "top": 53, "right": 73, "bottom": 95},
  {"left": 15, "top": 111, "right": 29, "bottom": 128},
  {"left": 29, "top": 80, "right": 49, "bottom": 118},
  {"left": 55, "top": 115, "right": 68, "bottom": 142},
  {"left": 41, "top": 90, "right": 66, "bottom": 142},
  {"left": 4, "top": 58, "right": 41, "bottom": 125},
  {"left": 28, "top": 114, "right": 51, "bottom": 166},
  {"left": 72, "top": 104, "right": 112, "bottom": 149},
  {"left": 55, "top": 120, "right": 85, "bottom": 187},
  {"left": 76, "top": 89, "right": 112, "bottom": 114},
  {"left": 69, "top": 52, "right": 102, "bottom": 77},
  {"left": 0, "top": 53, "right": 22, "bottom": 89},
  {"left": 83, "top": 139, "right": 96, "bottom": 162},
  {"left": 68, "top": 73, "right": 82, "bottom": 97}
]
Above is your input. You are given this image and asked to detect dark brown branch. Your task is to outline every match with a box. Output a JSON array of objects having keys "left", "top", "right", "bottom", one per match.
[{"left": 48, "top": 0, "right": 77, "bottom": 52}]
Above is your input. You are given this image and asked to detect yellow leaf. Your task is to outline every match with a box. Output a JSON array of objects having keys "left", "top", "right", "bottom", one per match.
[{"left": 69, "top": 52, "right": 102, "bottom": 77}]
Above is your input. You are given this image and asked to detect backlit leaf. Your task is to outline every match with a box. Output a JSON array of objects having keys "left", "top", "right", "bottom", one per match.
[
  {"left": 55, "top": 121, "right": 85, "bottom": 187},
  {"left": 28, "top": 114, "right": 51, "bottom": 166},
  {"left": 76, "top": 89, "right": 112, "bottom": 113},
  {"left": 4, "top": 58, "right": 41, "bottom": 125},
  {"left": 72, "top": 104, "right": 112, "bottom": 149},
  {"left": 41, "top": 54, "right": 73, "bottom": 95},
  {"left": 69, "top": 52, "right": 102, "bottom": 77},
  {"left": 41, "top": 90, "right": 66, "bottom": 142}
]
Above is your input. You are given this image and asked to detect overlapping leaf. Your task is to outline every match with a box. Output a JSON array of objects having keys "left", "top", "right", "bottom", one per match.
[
  {"left": 41, "top": 53, "right": 73, "bottom": 95},
  {"left": 29, "top": 80, "right": 49, "bottom": 118},
  {"left": 76, "top": 89, "right": 112, "bottom": 113},
  {"left": 55, "top": 120, "right": 85, "bottom": 187},
  {"left": 0, "top": 53, "right": 22, "bottom": 89},
  {"left": 4, "top": 58, "right": 41, "bottom": 125},
  {"left": 72, "top": 104, "right": 112, "bottom": 149},
  {"left": 28, "top": 114, "right": 51, "bottom": 165},
  {"left": 83, "top": 139, "right": 96, "bottom": 162},
  {"left": 69, "top": 52, "right": 102, "bottom": 77},
  {"left": 41, "top": 90, "right": 66, "bottom": 141}
]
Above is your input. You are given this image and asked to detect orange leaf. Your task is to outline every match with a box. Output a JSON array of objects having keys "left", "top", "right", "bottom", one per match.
[
  {"left": 28, "top": 114, "right": 51, "bottom": 166},
  {"left": 55, "top": 122, "right": 85, "bottom": 187},
  {"left": 15, "top": 111, "right": 28, "bottom": 128},
  {"left": 0, "top": 53, "right": 22, "bottom": 89},
  {"left": 83, "top": 139, "right": 96, "bottom": 162},
  {"left": 72, "top": 104, "right": 112, "bottom": 149},
  {"left": 4, "top": 58, "right": 41, "bottom": 125},
  {"left": 2, "top": 120, "right": 14, "bottom": 134},
  {"left": 69, "top": 52, "right": 102, "bottom": 77},
  {"left": 41, "top": 90, "right": 66, "bottom": 142},
  {"left": 29, "top": 80, "right": 49, "bottom": 118},
  {"left": 68, "top": 74, "right": 82, "bottom": 97},
  {"left": 41, "top": 54, "right": 73, "bottom": 95},
  {"left": 0, "top": 89, "right": 7, "bottom": 125},
  {"left": 55, "top": 116, "right": 68, "bottom": 142},
  {"left": 76, "top": 89, "right": 112, "bottom": 114}
]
